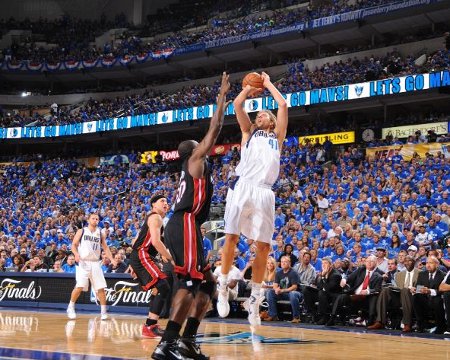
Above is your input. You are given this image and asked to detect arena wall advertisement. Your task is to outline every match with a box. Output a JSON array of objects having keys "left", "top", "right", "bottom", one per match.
[
  {"left": 298, "top": 131, "right": 355, "bottom": 145},
  {"left": 140, "top": 143, "right": 240, "bottom": 164},
  {"left": 0, "top": 70, "right": 448, "bottom": 140},
  {"left": 0, "top": 273, "right": 150, "bottom": 310},
  {"left": 381, "top": 121, "right": 449, "bottom": 139},
  {"left": 365, "top": 142, "right": 450, "bottom": 160}
]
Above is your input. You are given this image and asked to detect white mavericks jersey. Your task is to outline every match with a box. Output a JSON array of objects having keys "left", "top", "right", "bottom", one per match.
[
  {"left": 78, "top": 227, "right": 102, "bottom": 261},
  {"left": 235, "top": 129, "right": 280, "bottom": 186}
]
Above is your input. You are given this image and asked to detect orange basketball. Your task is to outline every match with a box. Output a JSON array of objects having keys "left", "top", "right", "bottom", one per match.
[{"left": 242, "top": 72, "right": 264, "bottom": 89}]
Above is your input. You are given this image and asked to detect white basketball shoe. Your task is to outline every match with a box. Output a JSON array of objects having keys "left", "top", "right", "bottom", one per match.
[
  {"left": 243, "top": 295, "right": 264, "bottom": 327},
  {"left": 217, "top": 283, "right": 230, "bottom": 318},
  {"left": 67, "top": 306, "right": 76, "bottom": 320}
]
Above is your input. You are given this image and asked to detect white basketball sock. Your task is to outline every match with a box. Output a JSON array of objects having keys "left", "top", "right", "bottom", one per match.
[
  {"left": 251, "top": 282, "right": 262, "bottom": 298},
  {"left": 218, "top": 273, "right": 229, "bottom": 288}
]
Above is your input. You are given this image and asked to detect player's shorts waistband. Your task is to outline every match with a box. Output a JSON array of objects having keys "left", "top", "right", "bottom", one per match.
[{"left": 234, "top": 176, "right": 273, "bottom": 189}]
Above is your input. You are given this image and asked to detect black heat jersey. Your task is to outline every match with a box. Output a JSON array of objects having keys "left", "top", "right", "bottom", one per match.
[
  {"left": 132, "top": 212, "right": 162, "bottom": 257},
  {"left": 164, "top": 159, "right": 213, "bottom": 280},
  {"left": 172, "top": 159, "right": 213, "bottom": 223},
  {"left": 130, "top": 211, "right": 166, "bottom": 290}
]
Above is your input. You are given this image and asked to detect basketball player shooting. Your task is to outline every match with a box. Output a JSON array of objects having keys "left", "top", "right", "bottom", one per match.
[
  {"left": 151, "top": 72, "right": 230, "bottom": 360},
  {"left": 67, "top": 213, "right": 117, "bottom": 320},
  {"left": 217, "top": 71, "right": 288, "bottom": 328}
]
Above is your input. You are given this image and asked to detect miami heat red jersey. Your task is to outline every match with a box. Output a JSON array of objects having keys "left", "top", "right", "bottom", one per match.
[
  {"left": 172, "top": 159, "right": 213, "bottom": 224},
  {"left": 132, "top": 212, "right": 162, "bottom": 257}
]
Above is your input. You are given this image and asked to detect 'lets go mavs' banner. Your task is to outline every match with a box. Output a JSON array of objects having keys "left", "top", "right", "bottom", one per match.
[{"left": 0, "top": 70, "right": 448, "bottom": 140}]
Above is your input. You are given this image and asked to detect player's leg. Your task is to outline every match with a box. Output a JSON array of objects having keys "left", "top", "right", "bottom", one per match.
[
  {"left": 178, "top": 271, "right": 215, "bottom": 360},
  {"left": 67, "top": 287, "right": 83, "bottom": 319},
  {"left": 67, "top": 264, "right": 89, "bottom": 319},
  {"left": 91, "top": 262, "right": 108, "bottom": 320},
  {"left": 244, "top": 187, "right": 274, "bottom": 327},
  {"left": 129, "top": 249, "right": 169, "bottom": 338},
  {"left": 152, "top": 278, "right": 199, "bottom": 360},
  {"left": 243, "top": 241, "right": 270, "bottom": 327},
  {"left": 219, "top": 185, "right": 244, "bottom": 317},
  {"left": 152, "top": 213, "right": 199, "bottom": 360},
  {"left": 217, "top": 233, "right": 239, "bottom": 317},
  {"left": 96, "top": 288, "right": 108, "bottom": 320},
  {"left": 143, "top": 279, "right": 170, "bottom": 338}
]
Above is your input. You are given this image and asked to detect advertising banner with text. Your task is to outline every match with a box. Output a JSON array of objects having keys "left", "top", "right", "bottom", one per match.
[
  {"left": 381, "top": 121, "right": 448, "bottom": 139},
  {"left": 1, "top": 70, "right": 448, "bottom": 140},
  {"left": 366, "top": 142, "right": 450, "bottom": 160},
  {"left": 140, "top": 143, "right": 240, "bottom": 164},
  {"left": 0, "top": 273, "right": 150, "bottom": 309},
  {"left": 299, "top": 131, "right": 355, "bottom": 145}
]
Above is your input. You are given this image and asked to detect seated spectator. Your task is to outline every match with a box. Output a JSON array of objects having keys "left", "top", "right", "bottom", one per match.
[
  {"left": 265, "top": 255, "right": 302, "bottom": 323},
  {"left": 396, "top": 250, "right": 407, "bottom": 272},
  {"left": 107, "top": 253, "right": 127, "bottom": 273},
  {"left": 37, "top": 248, "right": 53, "bottom": 268},
  {"left": 101, "top": 254, "right": 111, "bottom": 273},
  {"left": 213, "top": 260, "right": 242, "bottom": 302},
  {"left": 261, "top": 256, "right": 277, "bottom": 295},
  {"left": 293, "top": 251, "right": 316, "bottom": 290},
  {"left": 438, "top": 269, "right": 450, "bottom": 335},
  {"left": 412, "top": 256, "right": 446, "bottom": 333},
  {"left": 62, "top": 254, "right": 77, "bottom": 273},
  {"left": 368, "top": 255, "right": 419, "bottom": 332},
  {"left": 326, "top": 255, "right": 382, "bottom": 326},
  {"left": 10, "top": 254, "right": 25, "bottom": 272},
  {"left": 278, "top": 243, "right": 298, "bottom": 267},
  {"left": 375, "top": 247, "right": 388, "bottom": 273},
  {"left": 51, "top": 260, "right": 65, "bottom": 273},
  {"left": 21, "top": 256, "right": 49, "bottom": 272},
  {"left": 382, "top": 258, "right": 398, "bottom": 285},
  {"left": 314, "top": 258, "right": 343, "bottom": 325}
]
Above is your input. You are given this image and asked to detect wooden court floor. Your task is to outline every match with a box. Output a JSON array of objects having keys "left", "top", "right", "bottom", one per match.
[{"left": 0, "top": 309, "right": 448, "bottom": 360}]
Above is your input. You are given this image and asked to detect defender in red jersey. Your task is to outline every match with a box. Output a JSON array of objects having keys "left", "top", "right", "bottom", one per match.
[
  {"left": 130, "top": 194, "right": 174, "bottom": 339},
  {"left": 152, "top": 72, "right": 230, "bottom": 360}
]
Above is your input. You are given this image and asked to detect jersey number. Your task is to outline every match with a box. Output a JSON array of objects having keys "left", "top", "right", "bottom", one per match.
[
  {"left": 175, "top": 171, "right": 186, "bottom": 204},
  {"left": 269, "top": 138, "right": 278, "bottom": 150}
]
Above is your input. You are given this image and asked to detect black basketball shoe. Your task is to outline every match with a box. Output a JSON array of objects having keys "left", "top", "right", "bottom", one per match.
[
  {"left": 151, "top": 339, "right": 193, "bottom": 360},
  {"left": 177, "top": 336, "right": 209, "bottom": 360}
]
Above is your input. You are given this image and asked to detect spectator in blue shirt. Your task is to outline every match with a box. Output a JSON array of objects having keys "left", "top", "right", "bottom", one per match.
[
  {"left": 62, "top": 254, "right": 77, "bottom": 273},
  {"left": 201, "top": 226, "right": 213, "bottom": 263}
]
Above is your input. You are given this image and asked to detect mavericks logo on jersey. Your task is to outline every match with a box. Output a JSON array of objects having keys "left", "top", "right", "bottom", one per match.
[{"left": 254, "top": 130, "right": 276, "bottom": 139}]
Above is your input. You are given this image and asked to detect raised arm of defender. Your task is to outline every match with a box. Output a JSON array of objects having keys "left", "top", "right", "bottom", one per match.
[{"left": 189, "top": 72, "right": 230, "bottom": 178}]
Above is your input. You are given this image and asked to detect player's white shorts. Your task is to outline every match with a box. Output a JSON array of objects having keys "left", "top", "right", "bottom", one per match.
[
  {"left": 76, "top": 260, "right": 107, "bottom": 291},
  {"left": 224, "top": 178, "right": 275, "bottom": 243}
]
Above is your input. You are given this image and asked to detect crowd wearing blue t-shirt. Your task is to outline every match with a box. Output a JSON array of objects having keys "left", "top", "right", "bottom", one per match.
[{"left": 0, "top": 135, "right": 449, "bottom": 274}]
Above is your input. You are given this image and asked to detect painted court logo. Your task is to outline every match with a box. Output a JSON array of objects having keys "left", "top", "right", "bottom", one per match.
[{"left": 197, "top": 331, "right": 329, "bottom": 345}]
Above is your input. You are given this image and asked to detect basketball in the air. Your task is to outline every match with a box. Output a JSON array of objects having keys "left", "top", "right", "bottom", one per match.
[{"left": 242, "top": 72, "right": 264, "bottom": 89}]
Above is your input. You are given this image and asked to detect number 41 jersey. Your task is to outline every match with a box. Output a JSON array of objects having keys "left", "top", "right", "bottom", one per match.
[
  {"left": 235, "top": 129, "right": 280, "bottom": 186},
  {"left": 173, "top": 159, "right": 213, "bottom": 224}
]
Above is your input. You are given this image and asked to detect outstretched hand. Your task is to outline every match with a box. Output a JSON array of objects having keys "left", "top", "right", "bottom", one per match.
[
  {"left": 261, "top": 71, "right": 271, "bottom": 88},
  {"left": 244, "top": 84, "right": 263, "bottom": 98},
  {"left": 219, "top": 72, "right": 230, "bottom": 96}
]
